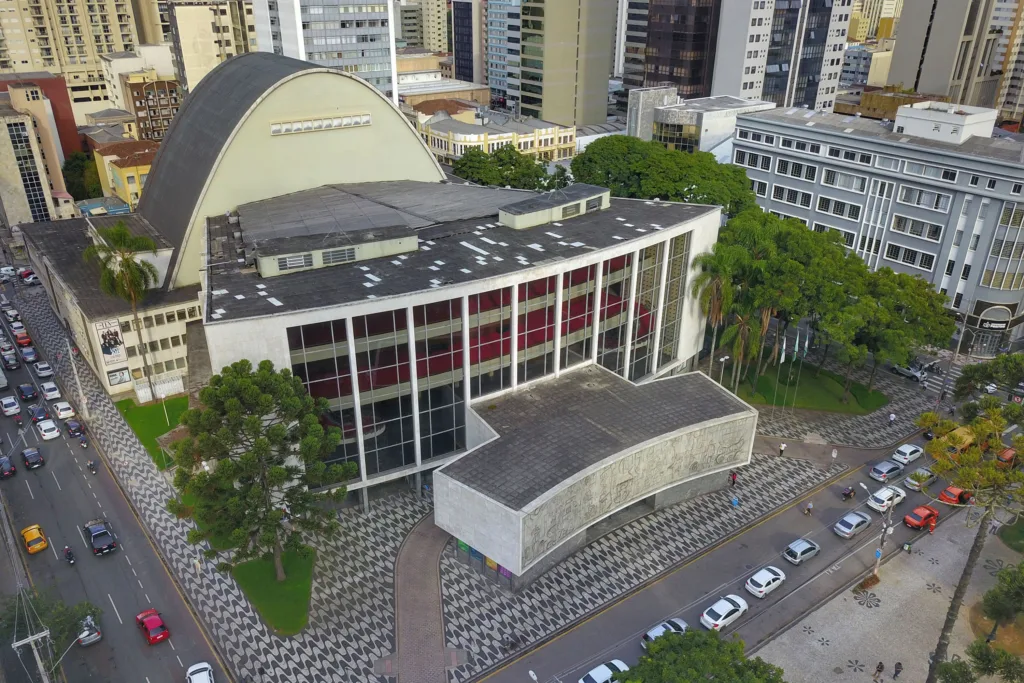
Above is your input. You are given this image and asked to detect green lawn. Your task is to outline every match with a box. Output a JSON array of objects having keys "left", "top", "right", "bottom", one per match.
[
  {"left": 999, "top": 518, "right": 1024, "bottom": 553},
  {"left": 733, "top": 359, "right": 889, "bottom": 415},
  {"left": 115, "top": 397, "right": 188, "bottom": 470},
  {"left": 232, "top": 548, "right": 315, "bottom": 636}
]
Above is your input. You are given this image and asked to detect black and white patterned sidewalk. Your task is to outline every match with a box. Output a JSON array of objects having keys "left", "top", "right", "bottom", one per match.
[
  {"left": 440, "top": 453, "right": 847, "bottom": 683},
  {"left": 15, "top": 286, "right": 430, "bottom": 683}
]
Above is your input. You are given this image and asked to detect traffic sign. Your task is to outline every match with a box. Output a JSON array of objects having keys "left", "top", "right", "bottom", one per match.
[{"left": 875, "top": 548, "right": 882, "bottom": 559}]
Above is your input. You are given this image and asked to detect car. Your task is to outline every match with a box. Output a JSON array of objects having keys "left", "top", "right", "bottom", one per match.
[
  {"left": 834, "top": 511, "right": 872, "bottom": 539},
  {"left": 20, "top": 525, "right": 46, "bottom": 554},
  {"left": 783, "top": 538, "right": 821, "bottom": 565},
  {"left": 0, "top": 267, "right": 13, "bottom": 277},
  {"left": 0, "top": 342, "right": 14, "bottom": 356},
  {"left": 16, "top": 267, "right": 32, "bottom": 278},
  {"left": 3, "top": 309, "right": 19, "bottom": 323},
  {"left": 892, "top": 444, "right": 924, "bottom": 465},
  {"left": 32, "top": 362, "right": 52, "bottom": 379},
  {"left": 869, "top": 460, "right": 905, "bottom": 482},
  {"left": 21, "top": 274, "right": 39, "bottom": 286},
  {"left": 77, "top": 615, "right": 102, "bottom": 647},
  {"left": 986, "top": 383, "right": 999, "bottom": 394},
  {"left": 52, "top": 401, "right": 74, "bottom": 419},
  {"left": 2, "top": 354, "right": 18, "bottom": 370},
  {"left": 36, "top": 420, "right": 59, "bottom": 441},
  {"left": 83, "top": 518, "right": 117, "bottom": 555},
  {"left": 65, "top": 419, "right": 84, "bottom": 437},
  {"left": 891, "top": 365, "right": 925, "bottom": 381},
  {"left": 905, "top": 467, "right": 938, "bottom": 492},
  {"left": 20, "top": 448, "right": 42, "bottom": 469},
  {"left": 997, "top": 448, "right": 1018, "bottom": 469},
  {"left": 29, "top": 406, "right": 49, "bottom": 423},
  {"left": 745, "top": 566, "right": 786, "bottom": 599},
  {"left": 186, "top": 662, "right": 214, "bottom": 683},
  {"left": 578, "top": 661, "right": 628, "bottom": 683},
  {"left": 700, "top": 594, "right": 748, "bottom": 631},
  {"left": 905, "top": 505, "right": 940, "bottom": 530},
  {"left": 16, "top": 384, "right": 36, "bottom": 401},
  {"left": 19, "top": 346, "right": 36, "bottom": 363},
  {"left": 0, "top": 457, "right": 14, "bottom": 479},
  {"left": 11, "top": 322, "right": 26, "bottom": 334},
  {"left": 641, "top": 618, "right": 688, "bottom": 649},
  {"left": 40, "top": 382, "right": 60, "bottom": 401},
  {"left": 939, "top": 486, "right": 973, "bottom": 505},
  {"left": 867, "top": 486, "right": 907, "bottom": 513},
  {"left": 135, "top": 609, "right": 169, "bottom": 645},
  {"left": 923, "top": 428, "right": 935, "bottom": 440},
  {"left": 0, "top": 396, "right": 18, "bottom": 416}
]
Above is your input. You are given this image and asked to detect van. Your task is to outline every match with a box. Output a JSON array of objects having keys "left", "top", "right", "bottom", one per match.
[{"left": 946, "top": 426, "right": 976, "bottom": 460}]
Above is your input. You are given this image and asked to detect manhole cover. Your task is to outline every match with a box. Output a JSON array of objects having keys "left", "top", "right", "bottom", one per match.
[{"left": 833, "top": 667, "right": 844, "bottom": 674}]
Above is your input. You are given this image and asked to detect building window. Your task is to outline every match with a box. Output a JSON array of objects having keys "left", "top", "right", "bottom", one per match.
[
  {"left": 946, "top": 259, "right": 956, "bottom": 275},
  {"left": 970, "top": 175, "right": 980, "bottom": 187},
  {"left": 278, "top": 253, "right": 313, "bottom": 271},
  {"left": 322, "top": 247, "right": 356, "bottom": 265},
  {"left": 954, "top": 292, "right": 963, "bottom": 308},
  {"left": 961, "top": 264, "right": 971, "bottom": 281},
  {"left": 1013, "top": 183, "right": 1023, "bottom": 195},
  {"left": 120, "top": 321, "right": 131, "bottom": 333},
  {"left": 891, "top": 215, "right": 942, "bottom": 241},
  {"left": 919, "top": 253, "right": 935, "bottom": 270},
  {"left": 898, "top": 186, "right": 952, "bottom": 212},
  {"left": 154, "top": 313, "right": 164, "bottom": 325},
  {"left": 987, "top": 178, "right": 998, "bottom": 190},
  {"left": 6, "top": 122, "right": 50, "bottom": 222},
  {"left": 823, "top": 169, "right": 867, "bottom": 192}
]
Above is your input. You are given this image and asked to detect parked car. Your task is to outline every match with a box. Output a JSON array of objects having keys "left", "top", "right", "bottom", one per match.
[
  {"left": 578, "top": 661, "right": 628, "bottom": 683},
  {"left": 890, "top": 365, "right": 925, "bottom": 382},
  {"left": 997, "top": 448, "right": 1018, "bottom": 470},
  {"left": 905, "top": 505, "right": 940, "bottom": 530},
  {"left": 22, "top": 274, "right": 40, "bottom": 286},
  {"left": 700, "top": 595, "right": 748, "bottom": 631},
  {"left": 783, "top": 538, "right": 821, "bottom": 565},
  {"left": 869, "top": 460, "right": 905, "bottom": 483},
  {"left": 938, "top": 486, "right": 973, "bottom": 505},
  {"left": 641, "top": 618, "right": 688, "bottom": 649},
  {"left": 986, "top": 383, "right": 999, "bottom": 394},
  {"left": 834, "top": 511, "right": 872, "bottom": 539},
  {"left": 744, "top": 566, "right": 786, "bottom": 599},
  {"left": 0, "top": 267, "right": 14, "bottom": 277},
  {"left": 904, "top": 467, "right": 938, "bottom": 492},
  {"left": 892, "top": 444, "right": 924, "bottom": 465},
  {"left": 867, "top": 486, "right": 907, "bottom": 513}
]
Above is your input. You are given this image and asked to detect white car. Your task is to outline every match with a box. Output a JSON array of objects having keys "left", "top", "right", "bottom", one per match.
[
  {"left": 36, "top": 419, "right": 59, "bottom": 440},
  {"left": 3, "top": 309, "right": 19, "bottom": 323},
  {"left": 186, "top": 662, "right": 215, "bottom": 683},
  {"left": 22, "top": 274, "right": 39, "bottom": 286},
  {"left": 641, "top": 618, "right": 688, "bottom": 649},
  {"left": 10, "top": 321, "right": 24, "bottom": 333},
  {"left": 745, "top": 566, "right": 786, "bottom": 599},
  {"left": 700, "top": 594, "right": 748, "bottom": 631},
  {"left": 0, "top": 267, "right": 13, "bottom": 277},
  {"left": 52, "top": 402, "right": 74, "bottom": 420},
  {"left": 867, "top": 485, "right": 907, "bottom": 513},
  {"left": 0, "top": 396, "right": 18, "bottom": 416},
  {"left": 892, "top": 444, "right": 923, "bottom": 465},
  {"left": 40, "top": 382, "right": 60, "bottom": 401},
  {"left": 33, "top": 362, "right": 53, "bottom": 379},
  {"left": 986, "top": 383, "right": 999, "bottom": 394},
  {"left": 578, "top": 660, "right": 628, "bottom": 683}
]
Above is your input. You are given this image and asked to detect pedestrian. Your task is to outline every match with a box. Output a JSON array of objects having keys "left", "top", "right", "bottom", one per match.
[
  {"left": 893, "top": 662, "right": 903, "bottom": 679},
  {"left": 873, "top": 662, "right": 885, "bottom": 682},
  {"left": 730, "top": 470, "right": 737, "bottom": 487},
  {"left": 940, "top": 389, "right": 947, "bottom": 402},
  {"left": 731, "top": 495, "right": 740, "bottom": 509},
  {"left": 929, "top": 517, "right": 936, "bottom": 535},
  {"left": 949, "top": 405, "right": 956, "bottom": 416},
  {"left": 889, "top": 412, "right": 896, "bottom": 427},
  {"left": 779, "top": 443, "right": 787, "bottom": 456}
]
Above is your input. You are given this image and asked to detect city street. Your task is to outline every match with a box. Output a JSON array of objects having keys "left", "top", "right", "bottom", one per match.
[
  {"left": 482, "top": 433, "right": 953, "bottom": 683},
  {"left": 0, "top": 283, "right": 226, "bottom": 683}
]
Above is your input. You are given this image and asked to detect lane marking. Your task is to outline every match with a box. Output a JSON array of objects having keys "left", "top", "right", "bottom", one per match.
[
  {"left": 91, "top": 491, "right": 96, "bottom": 499},
  {"left": 107, "top": 593, "right": 123, "bottom": 624},
  {"left": 124, "top": 554, "right": 131, "bottom": 566},
  {"left": 78, "top": 525, "right": 90, "bottom": 551},
  {"left": 102, "top": 511, "right": 107, "bottom": 518},
  {"left": 137, "top": 579, "right": 144, "bottom": 590},
  {"left": 176, "top": 655, "right": 183, "bottom": 668},
  {"left": 50, "top": 470, "right": 61, "bottom": 491},
  {"left": 49, "top": 542, "right": 58, "bottom": 561},
  {"left": 168, "top": 640, "right": 175, "bottom": 651},
  {"left": 145, "top": 593, "right": 150, "bottom": 604},
  {"left": 132, "top": 568, "right": 137, "bottom": 577},
  {"left": 23, "top": 479, "right": 32, "bottom": 499}
]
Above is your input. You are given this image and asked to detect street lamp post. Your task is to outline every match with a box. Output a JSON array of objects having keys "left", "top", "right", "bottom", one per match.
[
  {"left": 860, "top": 482, "right": 896, "bottom": 576},
  {"left": 718, "top": 355, "right": 730, "bottom": 386},
  {"left": 158, "top": 392, "right": 169, "bottom": 426}
]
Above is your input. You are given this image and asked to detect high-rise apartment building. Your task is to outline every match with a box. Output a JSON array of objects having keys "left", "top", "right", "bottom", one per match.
[
  {"left": 997, "top": 2, "right": 1024, "bottom": 121},
  {"left": 419, "top": 0, "right": 446, "bottom": 53},
  {"left": 713, "top": 0, "right": 853, "bottom": 112},
  {"left": 134, "top": 0, "right": 172, "bottom": 43},
  {"left": 100, "top": 44, "right": 174, "bottom": 109},
  {"left": 451, "top": 0, "right": 485, "bottom": 84},
  {"left": 250, "top": 0, "right": 397, "bottom": 98},
  {"left": 484, "top": 0, "right": 521, "bottom": 106},
  {"left": 851, "top": 0, "right": 903, "bottom": 41},
  {"left": 396, "top": 1, "right": 423, "bottom": 47},
  {"left": 888, "top": 0, "right": 1008, "bottom": 109},
  {"left": 169, "top": 0, "right": 257, "bottom": 91}
]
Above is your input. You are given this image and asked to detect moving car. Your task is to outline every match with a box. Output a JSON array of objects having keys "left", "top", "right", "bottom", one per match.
[
  {"left": 135, "top": 609, "right": 170, "bottom": 645},
  {"left": 905, "top": 467, "right": 938, "bottom": 492},
  {"left": 40, "top": 382, "right": 60, "bottom": 401},
  {"left": 892, "top": 444, "right": 924, "bottom": 465},
  {"left": 29, "top": 406, "right": 49, "bottom": 423},
  {"left": 0, "top": 396, "right": 18, "bottom": 416},
  {"left": 700, "top": 594, "right": 748, "bottom": 631},
  {"left": 834, "top": 511, "right": 872, "bottom": 539},
  {"left": 186, "top": 662, "right": 214, "bottom": 683},
  {"left": 19, "top": 346, "right": 36, "bottom": 363},
  {"left": 13, "top": 332, "right": 29, "bottom": 347},
  {"left": 2, "top": 354, "right": 19, "bottom": 371},
  {"left": 641, "top": 618, "right": 688, "bottom": 649},
  {"left": 783, "top": 538, "right": 821, "bottom": 565},
  {"left": 20, "top": 525, "right": 46, "bottom": 554},
  {"left": 36, "top": 420, "right": 59, "bottom": 441},
  {"left": 578, "top": 660, "right": 628, "bottom": 683},
  {"left": 53, "top": 402, "right": 74, "bottom": 420},
  {"left": 77, "top": 615, "right": 102, "bottom": 647},
  {"left": 20, "top": 448, "right": 43, "bottom": 470},
  {"left": 939, "top": 486, "right": 973, "bottom": 505},
  {"left": 65, "top": 419, "right": 84, "bottom": 437},
  {"left": 890, "top": 365, "right": 925, "bottom": 381},
  {"left": 16, "top": 384, "right": 36, "bottom": 401},
  {"left": 0, "top": 457, "right": 15, "bottom": 479},
  {"left": 32, "top": 362, "right": 53, "bottom": 379},
  {"left": 869, "top": 460, "right": 904, "bottom": 483},
  {"left": 82, "top": 519, "right": 117, "bottom": 555},
  {"left": 867, "top": 486, "right": 907, "bottom": 513},
  {"left": 744, "top": 566, "right": 786, "bottom": 599},
  {"left": 905, "top": 505, "right": 940, "bottom": 530}
]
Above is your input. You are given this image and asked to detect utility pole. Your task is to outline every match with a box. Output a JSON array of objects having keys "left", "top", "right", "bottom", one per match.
[
  {"left": 13, "top": 630, "right": 52, "bottom": 683},
  {"left": 860, "top": 482, "right": 896, "bottom": 576}
]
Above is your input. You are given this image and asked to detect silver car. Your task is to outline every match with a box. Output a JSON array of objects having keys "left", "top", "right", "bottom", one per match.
[
  {"left": 869, "top": 460, "right": 905, "bottom": 483},
  {"left": 641, "top": 617, "right": 688, "bottom": 649},
  {"left": 783, "top": 538, "right": 821, "bottom": 565},
  {"left": 905, "top": 467, "right": 938, "bottom": 492},
  {"left": 834, "top": 511, "right": 872, "bottom": 539},
  {"left": 77, "top": 615, "right": 102, "bottom": 646}
]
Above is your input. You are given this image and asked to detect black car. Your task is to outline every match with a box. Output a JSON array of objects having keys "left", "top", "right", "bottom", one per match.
[
  {"left": 82, "top": 519, "right": 117, "bottom": 555},
  {"left": 29, "top": 406, "right": 49, "bottom": 423},
  {"left": 1, "top": 354, "right": 18, "bottom": 371},
  {"left": 17, "top": 384, "right": 36, "bottom": 401},
  {"left": 0, "top": 457, "right": 15, "bottom": 479},
  {"left": 65, "top": 420, "right": 84, "bottom": 437},
  {"left": 20, "top": 448, "right": 43, "bottom": 469}
]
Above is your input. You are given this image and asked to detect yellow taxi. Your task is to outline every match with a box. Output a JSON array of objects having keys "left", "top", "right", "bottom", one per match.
[{"left": 20, "top": 525, "right": 47, "bottom": 554}]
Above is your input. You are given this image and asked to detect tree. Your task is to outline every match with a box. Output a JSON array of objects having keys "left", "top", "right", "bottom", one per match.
[
  {"left": 491, "top": 143, "right": 548, "bottom": 189},
  {"left": 981, "top": 561, "right": 1024, "bottom": 642},
  {"left": 0, "top": 591, "right": 101, "bottom": 672},
  {"left": 168, "top": 359, "right": 356, "bottom": 581},
  {"left": 690, "top": 242, "right": 743, "bottom": 376},
  {"left": 545, "top": 164, "right": 570, "bottom": 190},
  {"left": 83, "top": 222, "right": 159, "bottom": 399},
  {"left": 618, "top": 629, "right": 788, "bottom": 683},
  {"left": 923, "top": 426, "right": 1024, "bottom": 683},
  {"left": 452, "top": 147, "right": 501, "bottom": 186},
  {"left": 62, "top": 151, "right": 103, "bottom": 201}
]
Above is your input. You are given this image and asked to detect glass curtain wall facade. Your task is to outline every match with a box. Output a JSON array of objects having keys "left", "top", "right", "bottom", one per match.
[
  {"left": 486, "top": 0, "right": 521, "bottom": 106},
  {"left": 286, "top": 235, "right": 691, "bottom": 482},
  {"left": 763, "top": 0, "right": 833, "bottom": 107}
]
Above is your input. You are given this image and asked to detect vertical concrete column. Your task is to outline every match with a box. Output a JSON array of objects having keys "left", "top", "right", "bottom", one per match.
[
  {"left": 344, "top": 317, "right": 368, "bottom": 512},
  {"left": 591, "top": 262, "right": 603, "bottom": 364},
  {"left": 622, "top": 249, "right": 641, "bottom": 379},
  {"left": 461, "top": 294, "right": 471, "bottom": 429},
  {"left": 405, "top": 305, "right": 421, "bottom": 472},
  {"left": 510, "top": 284, "right": 519, "bottom": 389},
  {"left": 553, "top": 272, "right": 564, "bottom": 377},
  {"left": 649, "top": 240, "right": 672, "bottom": 375}
]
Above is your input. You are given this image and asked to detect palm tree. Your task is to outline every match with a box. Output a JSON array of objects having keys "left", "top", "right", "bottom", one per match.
[
  {"left": 719, "top": 304, "right": 761, "bottom": 394},
  {"left": 690, "top": 243, "right": 741, "bottom": 377},
  {"left": 84, "top": 222, "right": 159, "bottom": 399}
]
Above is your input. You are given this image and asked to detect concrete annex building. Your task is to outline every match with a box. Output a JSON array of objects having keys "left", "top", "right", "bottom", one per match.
[{"left": 20, "top": 52, "right": 755, "bottom": 584}]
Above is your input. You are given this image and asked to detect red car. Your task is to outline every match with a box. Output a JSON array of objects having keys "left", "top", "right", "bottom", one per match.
[
  {"left": 13, "top": 333, "right": 30, "bottom": 347},
  {"left": 938, "top": 486, "right": 973, "bottom": 505},
  {"left": 904, "top": 505, "right": 939, "bottom": 529},
  {"left": 135, "top": 609, "right": 170, "bottom": 645}
]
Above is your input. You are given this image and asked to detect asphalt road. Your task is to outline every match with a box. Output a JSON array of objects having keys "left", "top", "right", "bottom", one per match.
[
  {"left": 486, "top": 435, "right": 958, "bottom": 683},
  {"left": 0, "top": 285, "right": 227, "bottom": 683}
]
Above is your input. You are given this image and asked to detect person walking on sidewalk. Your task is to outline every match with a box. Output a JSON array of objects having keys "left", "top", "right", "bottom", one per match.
[
  {"left": 940, "top": 389, "right": 947, "bottom": 403},
  {"left": 730, "top": 471, "right": 737, "bottom": 487},
  {"left": 889, "top": 413, "right": 896, "bottom": 427},
  {"left": 779, "top": 443, "right": 787, "bottom": 456},
  {"left": 873, "top": 662, "right": 884, "bottom": 682},
  {"left": 893, "top": 662, "right": 903, "bottom": 679}
]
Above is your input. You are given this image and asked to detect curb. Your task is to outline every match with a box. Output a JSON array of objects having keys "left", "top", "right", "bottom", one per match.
[{"left": 466, "top": 462, "right": 853, "bottom": 683}]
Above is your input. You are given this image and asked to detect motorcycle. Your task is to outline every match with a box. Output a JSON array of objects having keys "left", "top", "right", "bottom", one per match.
[
  {"left": 87, "top": 460, "right": 96, "bottom": 475},
  {"left": 842, "top": 486, "right": 856, "bottom": 502},
  {"left": 12, "top": 414, "right": 22, "bottom": 427},
  {"left": 79, "top": 436, "right": 88, "bottom": 449},
  {"left": 63, "top": 545, "right": 75, "bottom": 566}
]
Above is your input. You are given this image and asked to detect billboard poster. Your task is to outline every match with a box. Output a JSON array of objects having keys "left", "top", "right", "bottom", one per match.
[
  {"left": 95, "top": 319, "right": 125, "bottom": 367},
  {"left": 107, "top": 367, "right": 131, "bottom": 387}
]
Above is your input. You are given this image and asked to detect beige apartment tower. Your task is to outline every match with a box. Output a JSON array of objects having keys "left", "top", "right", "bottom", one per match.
[
  {"left": 518, "top": 0, "right": 615, "bottom": 127},
  {"left": 168, "top": 0, "right": 255, "bottom": 91}
]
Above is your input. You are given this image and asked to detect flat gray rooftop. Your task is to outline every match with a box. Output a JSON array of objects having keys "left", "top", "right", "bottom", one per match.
[
  {"left": 441, "top": 366, "right": 753, "bottom": 511},
  {"left": 658, "top": 95, "right": 774, "bottom": 114}
]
